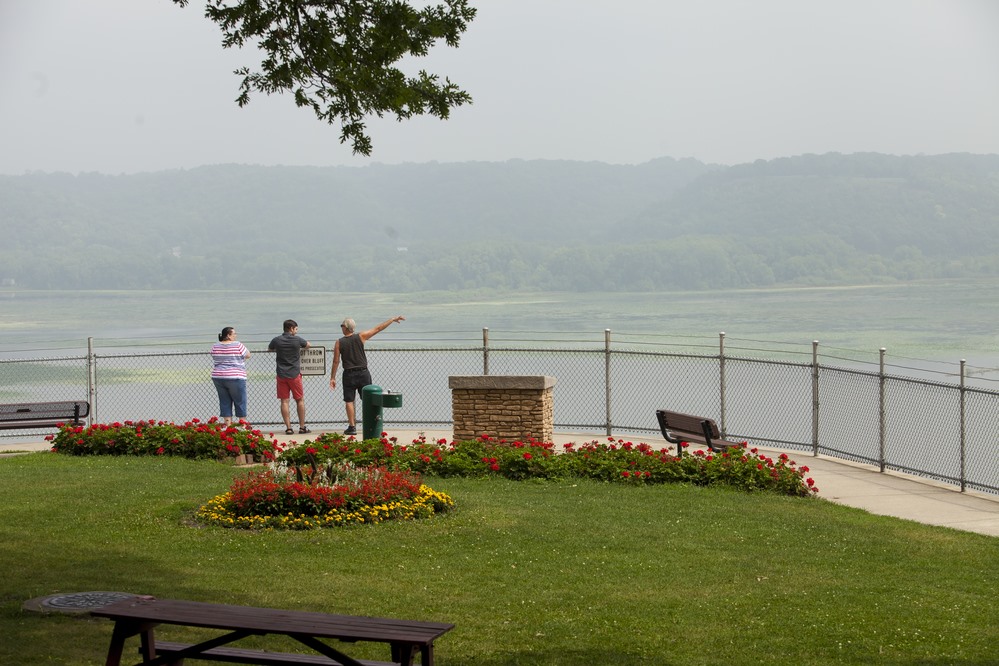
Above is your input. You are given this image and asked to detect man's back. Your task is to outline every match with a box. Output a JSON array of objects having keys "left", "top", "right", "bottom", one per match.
[{"left": 269, "top": 333, "right": 307, "bottom": 378}]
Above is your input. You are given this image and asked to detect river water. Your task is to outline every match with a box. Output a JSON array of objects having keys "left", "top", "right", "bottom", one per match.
[{"left": 3, "top": 281, "right": 998, "bottom": 380}]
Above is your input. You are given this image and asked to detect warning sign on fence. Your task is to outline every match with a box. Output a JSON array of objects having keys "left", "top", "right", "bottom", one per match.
[{"left": 300, "top": 346, "right": 327, "bottom": 376}]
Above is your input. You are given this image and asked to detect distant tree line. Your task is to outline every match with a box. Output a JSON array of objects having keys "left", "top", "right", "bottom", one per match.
[
  {"left": 2, "top": 153, "right": 998, "bottom": 291},
  {"left": 5, "top": 237, "right": 996, "bottom": 293}
]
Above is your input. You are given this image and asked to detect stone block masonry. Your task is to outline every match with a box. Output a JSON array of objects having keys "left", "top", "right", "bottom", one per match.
[{"left": 449, "top": 375, "right": 556, "bottom": 442}]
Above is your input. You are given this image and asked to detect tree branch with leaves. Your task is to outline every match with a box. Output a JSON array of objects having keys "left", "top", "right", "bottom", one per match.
[{"left": 173, "top": 0, "right": 477, "bottom": 155}]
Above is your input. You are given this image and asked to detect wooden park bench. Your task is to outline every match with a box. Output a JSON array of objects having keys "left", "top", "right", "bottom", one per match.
[
  {"left": 656, "top": 409, "right": 741, "bottom": 455},
  {"left": 0, "top": 400, "right": 89, "bottom": 430},
  {"left": 92, "top": 596, "right": 454, "bottom": 666}
]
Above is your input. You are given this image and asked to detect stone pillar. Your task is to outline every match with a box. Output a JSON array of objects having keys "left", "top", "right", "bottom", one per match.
[{"left": 449, "top": 375, "right": 556, "bottom": 442}]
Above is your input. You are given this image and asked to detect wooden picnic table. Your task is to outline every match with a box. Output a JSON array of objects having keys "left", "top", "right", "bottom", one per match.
[{"left": 91, "top": 596, "right": 454, "bottom": 666}]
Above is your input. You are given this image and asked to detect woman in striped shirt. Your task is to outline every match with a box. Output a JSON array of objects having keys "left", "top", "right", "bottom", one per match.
[{"left": 211, "top": 326, "right": 251, "bottom": 425}]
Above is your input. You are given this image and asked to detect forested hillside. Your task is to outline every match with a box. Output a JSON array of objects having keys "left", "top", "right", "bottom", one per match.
[{"left": 2, "top": 153, "right": 998, "bottom": 291}]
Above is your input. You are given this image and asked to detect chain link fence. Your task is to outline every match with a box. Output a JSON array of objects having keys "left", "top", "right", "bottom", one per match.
[{"left": 2, "top": 332, "right": 996, "bottom": 495}]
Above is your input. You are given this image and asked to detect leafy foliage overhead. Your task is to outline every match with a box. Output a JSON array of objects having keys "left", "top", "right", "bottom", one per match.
[{"left": 173, "top": 0, "right": 476, "bottom": 155}]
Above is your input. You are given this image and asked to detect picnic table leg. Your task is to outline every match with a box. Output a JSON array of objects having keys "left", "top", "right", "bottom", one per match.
[
  {"left": 103, "top": 620, "right": 159, "bottom": 666},
  {"left": 104, "top": 621, "right": 140, "bottom": 666},
  {"left": 138, "top": 629, "right": 159, "bottom": 664},
  {"left": 389, "top": 642, "right": 431, "bottom": 666}
]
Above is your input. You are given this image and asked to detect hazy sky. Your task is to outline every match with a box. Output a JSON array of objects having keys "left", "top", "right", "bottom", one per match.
[{"left": 2, "top": 0, "right": 998, "bottom": 174}]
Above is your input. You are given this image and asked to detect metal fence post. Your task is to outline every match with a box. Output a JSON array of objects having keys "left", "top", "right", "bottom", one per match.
[
  {"left": 812, "top": 340, "right": 819, "bottom": 456},
  {"left": 482, "top": 327, "right": 489, "bottom": 376},
  {"left": 879, "top": 347, "right": 886, "bottom": 473},
  {"left": 719, "top": 332, "right": 726, "bottom": 436},
  {"left": 87, "top": 336, "right": 96, "bottom": 425},
  {"left": 960, "top": 358, "right": 967, "bottom": 492},
  {"left": 605, "top": 329, "right": 612, "bottom": 436}
]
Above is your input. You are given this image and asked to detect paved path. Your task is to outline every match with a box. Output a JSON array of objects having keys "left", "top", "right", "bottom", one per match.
[{"left": 3, "top": 428, "right": 997, "bottom": 537}]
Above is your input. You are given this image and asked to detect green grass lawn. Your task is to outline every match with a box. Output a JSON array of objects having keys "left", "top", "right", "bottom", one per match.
[{"left": 1, "top": 453, "right": 996, "bottom": 665}]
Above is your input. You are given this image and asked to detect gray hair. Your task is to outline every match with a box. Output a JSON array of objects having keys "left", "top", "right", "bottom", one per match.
[{"left": 341, "top": 318, "right": 356, "bottom": 333}]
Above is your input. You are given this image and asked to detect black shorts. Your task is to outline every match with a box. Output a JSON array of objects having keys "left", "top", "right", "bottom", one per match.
[{"left": 342, "top": 367, "right": 372, "bottom": 402}]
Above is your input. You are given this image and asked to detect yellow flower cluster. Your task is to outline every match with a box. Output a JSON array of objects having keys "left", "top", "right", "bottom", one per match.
[{"left": 195, "top": 485, "right": 454, "bottom": 530}]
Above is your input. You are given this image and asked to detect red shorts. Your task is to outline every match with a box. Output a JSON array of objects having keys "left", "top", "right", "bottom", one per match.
[{"left": 276, "top": 375, "right": 304, "bottom": 400}]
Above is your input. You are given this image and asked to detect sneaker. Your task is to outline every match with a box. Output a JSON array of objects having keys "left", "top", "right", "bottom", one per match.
[{"left": 343, "top": 425, "right": 357, "bottom": 436}]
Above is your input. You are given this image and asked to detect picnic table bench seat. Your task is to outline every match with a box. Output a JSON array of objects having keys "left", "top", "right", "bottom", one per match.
[{"left": 153, "top": 640, "right": 397, "bottom": 666}]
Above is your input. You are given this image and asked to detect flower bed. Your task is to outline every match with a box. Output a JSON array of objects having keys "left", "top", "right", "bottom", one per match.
[
  {"left": 47, "top": 418, "right": 282, "bottom": 462},
  {"left": 196, "top": 464, "right": 454, "bottom": 530},
  {"left": 44, "top": 423, "right": 815, "bottom": 531},
  {"left": 280, "top": 433, "right": 819, "bottom": 497}
]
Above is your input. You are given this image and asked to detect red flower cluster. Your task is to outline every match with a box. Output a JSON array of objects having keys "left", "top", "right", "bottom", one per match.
[
  {"left": 47, "top": 418, "right": 281, "bottom": 461},
  {"left": 481, "top": 456, "right": 501, "bottom": 472},
  {"left": 283, "top": 433, "right": 817, "bottom": 497},
  {"left": 226, "top": 467, "right": 423, "bottom": 517}
]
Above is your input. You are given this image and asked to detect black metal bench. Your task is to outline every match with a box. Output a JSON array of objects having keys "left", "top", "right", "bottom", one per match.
[
  {"left": 656, "top": 409, "right": 740, "bottom": 454},
  {"left": 0, "top": 400, "right": 89, "bottom": 430}
]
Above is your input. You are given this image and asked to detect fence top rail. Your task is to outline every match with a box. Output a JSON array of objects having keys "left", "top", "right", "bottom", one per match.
[{"left": 0, "top": 355, "right": 87, "bottom": 363}]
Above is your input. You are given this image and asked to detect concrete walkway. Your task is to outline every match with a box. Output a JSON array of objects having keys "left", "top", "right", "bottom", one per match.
[{"left": 3, "top": 427, "right": 997, "bottom": 538}]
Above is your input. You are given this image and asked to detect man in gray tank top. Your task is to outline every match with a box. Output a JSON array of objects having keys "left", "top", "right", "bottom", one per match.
[{"left": 329, "top": 315, "right": 405, "bottom": 436}]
